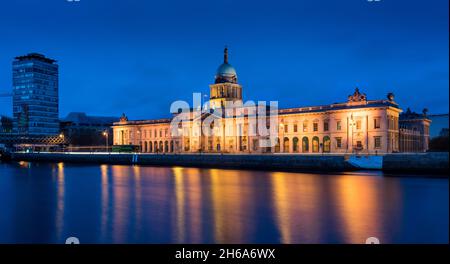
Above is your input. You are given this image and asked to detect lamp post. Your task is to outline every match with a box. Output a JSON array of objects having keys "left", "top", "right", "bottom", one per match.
[
  {"left": 103, "top": 131, "right": 109, "bottom": 152},
  {"left": 59, "top": 133, "right": 65, "bottom": 152}
]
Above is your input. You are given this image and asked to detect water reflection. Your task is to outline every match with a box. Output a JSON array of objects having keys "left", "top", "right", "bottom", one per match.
[
  {"left": 54, "top": 162, "right": 65, "bottom": 239},
  {"left": 333, "top": 176, "right": 384, "bottom": 244},
  {"left": 209, "top": 169, "right": 259, "bottom": 243},
  {"left": 0, "top": 162, "right": 447, "bottom": 243},
  {"left": 100, "top": 164, "right": 110, "bottom": 241},
  {"left": 173, "top": 167, "right": 186, "bottom": 242},
  {"left": 271, "top": 172, "right": 324, "bottom": 243}
]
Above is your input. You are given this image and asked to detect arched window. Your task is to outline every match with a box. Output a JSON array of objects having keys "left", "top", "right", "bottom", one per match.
[
  {"left": 164, "top": 141, "right": 169, "bottom": 152},
  {"left": 170, "top": 141, "right": 174, "bottom": 152},
  {"left": 274, "top": 138, "right": 280, "bottom": 153},
  {"left": 154, "top": 141, "right": 158, "bottom": 152},
  {"left": 159, "top": 141, "right": 163, "bottom": 152},
  {"left": 144, "top": 141, "right": 148, "bottom": 153},
  {"left": 302, "top": 137, "right": 309, "bottom": 152},
  {"left": 184, "top": 138, "right": 190, "bottom": 151},
  {"left": 323, "top": 136, "right": 330, "bottom": 153},
  {"left": 293, "top": 137, "right": 299, "bottom": 152},
  {"left": 283, "top": 137, "right": 289, "bottom": 153},
  {"left": 149, "top": 141, "right": 153, "bottom": 153},
  {"left": 312, "top": 136, "right": 319, "bottom": 153}
]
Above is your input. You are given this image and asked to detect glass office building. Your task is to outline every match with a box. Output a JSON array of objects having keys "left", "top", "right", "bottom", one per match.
[{"left": 12, "top": 53, "right": 59, "bottom": 135}]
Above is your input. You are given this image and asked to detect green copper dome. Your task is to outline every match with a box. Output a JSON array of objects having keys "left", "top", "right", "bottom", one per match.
[
  {"left": 216, "top": 63, "right": 237, "bottom": 76},
  {"left": 215, "top": 47, "right": 238, "bottom": 84}
]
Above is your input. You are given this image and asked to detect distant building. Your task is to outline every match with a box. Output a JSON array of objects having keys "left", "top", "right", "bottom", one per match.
[
  {"left": 60, "top": 112, "right": 119, "bottom": 146},
  {"left": 12, "top": 53, "right": 59, "bottom": 135},
  {"left": 0, "top": 116, "right": 13, "bottom": 133},
  {"left": 399, "top": 108, "right": 431, "bottom": 152},
  {"left": 428, "top": 114, "right": 449, "bottom": 139}
]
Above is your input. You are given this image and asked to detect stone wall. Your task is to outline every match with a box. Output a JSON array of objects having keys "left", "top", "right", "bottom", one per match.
[
  {"left": 11, "top": 153, "right": 356, "bottom": 172},
  {"left": 383, "top": 152, "right": 449, "bottom": 174}
]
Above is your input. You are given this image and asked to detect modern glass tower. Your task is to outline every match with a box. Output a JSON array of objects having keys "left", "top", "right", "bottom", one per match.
[{"left": 12, "top": 53, "right": 59, "bottom": 135}]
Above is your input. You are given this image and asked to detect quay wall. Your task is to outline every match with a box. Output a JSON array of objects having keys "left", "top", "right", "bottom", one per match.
[
  {"left": 383, "top": 152, "right": 449, "bottom": 174},
  {"left": 8, "top": 152, "right": 449, "bottom": 174},
  {"left": 10, "top": 152, "right": 356, "bottom": 172}
]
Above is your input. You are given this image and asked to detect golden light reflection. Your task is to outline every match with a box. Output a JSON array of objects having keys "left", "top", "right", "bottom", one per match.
[
  {"left": 100, "top": 164, "right": 110, "bottom": 239},
  {"left": 18, "top": 161, "right": 30, "bottom": 168},
  {"left": 55, "top": 162, "right": 65, "bottom": 238},
  {"left": 111, "top": 165, "right": 131, "bottom": 243},
  {"left": 271, "top": 172, "right": 293, "bottom": 244},
  {"left": 209, "top": 169, "right": 256, "bottom": 243},
  {"left": 173, "top": 166, "right": 186, "bottom": 243},
  {"left": 133, "top": 166, "right": 143, "bottom": 238},
  {"left": 334, "top": 175, "right": 383, "bottom": 244},
  {"left": 270, "top": 172, "right": 322, "bottom": 243},
  {"left": 185, "top": 168, "right": 203, "bottom": 243}
]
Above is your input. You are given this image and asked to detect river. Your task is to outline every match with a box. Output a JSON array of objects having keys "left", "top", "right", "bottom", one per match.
[{"left": 0, "top": 161, "right": 448, "bottom": 244}]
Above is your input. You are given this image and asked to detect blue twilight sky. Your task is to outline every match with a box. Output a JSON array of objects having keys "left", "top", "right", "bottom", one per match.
[{"left": 0, "top": 0, "right": 448, "bottom": 120}]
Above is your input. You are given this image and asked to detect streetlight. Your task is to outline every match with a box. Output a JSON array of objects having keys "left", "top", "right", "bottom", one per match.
[
  {"left": 59, "top": 133, "right": 65, "bottom": 152},
  {"left": 103, "top": 131, "right": 109, "bottom": 152}
]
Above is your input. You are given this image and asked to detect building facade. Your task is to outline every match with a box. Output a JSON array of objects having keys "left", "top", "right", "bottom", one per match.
[
  {"left": 113, "top": 48, "right": 429, "bottom": 154},
  {"left": 399, "top": 108, "right": 431, "bottom": 152},
  {"left": 0, "top": 116, "right": 13, "bottom": 133},
  {"left": 60, "top": 112, "right": 119, "bottom": 147},
  {"left": 12, "top": 53, "right": 59, "bottom": 135}
]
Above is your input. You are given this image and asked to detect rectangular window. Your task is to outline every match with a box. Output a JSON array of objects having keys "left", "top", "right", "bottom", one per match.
[
  {"left": 313, "top": 122, "right": 318, "bottom": 132},
  {"left": 336, "top": 137, "right": 342, "bottom": 148},
  {"left": 324, "top": 122, "right": 329, "bottom": 132},
  {"left": 303, "top": 122, "right": 308, "bottom": 132},
  {"left": 293, "top": 124, "right": 298, "bottom": 133},
  {"left": 374, "top": 117, "right": 381, "bottom": 129},
  {"left": 336, "top": 120, "right": 341, "bottom": 131},
  {"left": 284, "top": 124, "right": 288, "bottom": 133},
  {"left": 374, "top": 136, "right": 381, "bottom": 149},
  {"left": 356, "top": 120, "right": 361, "bottom": 130}
]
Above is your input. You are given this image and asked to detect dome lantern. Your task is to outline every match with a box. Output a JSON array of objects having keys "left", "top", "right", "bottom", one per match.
[{"left": 215, "top": 46, "right": 237, "bottom": 84}]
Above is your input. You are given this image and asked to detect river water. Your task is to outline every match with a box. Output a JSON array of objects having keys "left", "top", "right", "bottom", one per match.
[{"left": 0, "top": 161, "right": 448, "bottom": 244}]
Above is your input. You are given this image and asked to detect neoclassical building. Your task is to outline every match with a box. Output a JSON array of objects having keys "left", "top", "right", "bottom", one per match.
[{"left": 112, "top": 48, "right": 429, "bottom": 154}]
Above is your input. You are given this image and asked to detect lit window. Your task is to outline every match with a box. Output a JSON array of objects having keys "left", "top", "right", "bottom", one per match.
[
  {"left": 293, "top": 124, "right": 298, "bottom": 133},
  {"left": 374, "top": 117, "right": 381, "bottom": 129},
  {"left": 356, "top": 120, "right": 361, "bottom": 130},
  {"left": 324, "top": 122, "right": 329, "bottom": 132},
  {"left": 336, "top": 137, "right": 342, "bottom": 148},
  {"left": 313, "top": 122, "right": 318, "bottom": 132},
  {"left": 336, "top": 120, "right": 341, "bottom": 131},
  {"left": 303, "top": 122, "right": 308, "bottom": 132},
  {"left": 374, "top": 136, "right": 381, "bottom": 148}
]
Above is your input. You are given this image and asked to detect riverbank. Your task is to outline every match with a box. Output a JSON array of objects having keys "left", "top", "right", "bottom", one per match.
[
  {"left": 383, "top": 152, "right": 449, "bottom": 174},
  {"left": 9, "top": 152, "right": 356, "bottom": 172},
  {"left": 8, "top": 152, "right": 449, "bottom": 174}
]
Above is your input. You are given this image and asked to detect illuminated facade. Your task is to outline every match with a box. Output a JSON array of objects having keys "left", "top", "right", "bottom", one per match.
[{"left": 113, "top": 48, "right": 430, "bottom": 154}]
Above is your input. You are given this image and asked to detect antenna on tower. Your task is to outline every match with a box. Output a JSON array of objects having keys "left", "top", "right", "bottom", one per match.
[{"left": 224, "top": 46, "right": 228, "bottom": 64}]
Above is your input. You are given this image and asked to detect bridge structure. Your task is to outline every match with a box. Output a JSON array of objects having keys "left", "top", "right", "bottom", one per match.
[{"left": 0, "top": 133, "right": 68, "bottom": 146}]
